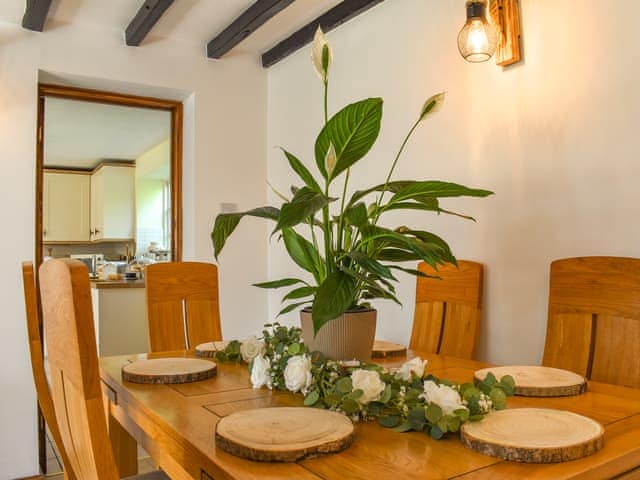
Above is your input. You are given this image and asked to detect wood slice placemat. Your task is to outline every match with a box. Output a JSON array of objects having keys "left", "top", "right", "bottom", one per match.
[
  {"left": 461, "top": 408, "right": 604, "bottom": 463},
  {"left": 195, "top": 341, "right": 230, "bottom": 358},
  {"left": 474, "top": 366, "right": 587, "bottom": 397},
  {"left": 371, "top": 340, "right": 407, "bottom": 358},
  {"left": 122, "top": 358, "right": 217, "bottom": 384},
  {"left": 215, "top": 407, "right": 354, "bottom": 462}
]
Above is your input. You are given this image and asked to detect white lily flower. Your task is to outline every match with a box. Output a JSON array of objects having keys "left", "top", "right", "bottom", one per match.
[
  {"left": 419, "top": 92, "right": 446, "bottom": 121},
  {"left": 311, "top": 26, "right": 333, "bottom": 82},
  {"left": 324, "top": 142, "right": 337, "bottom": 174}
]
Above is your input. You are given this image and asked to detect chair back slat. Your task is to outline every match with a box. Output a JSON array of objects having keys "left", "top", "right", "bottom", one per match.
[
  {"left": 145, "top": 262, "right": 222, "bottom": 352},
  {"left": 543, "top": 257, "right": 640, "bottom": 387},
  {"left": 39, "top": 259, "right": 119, "bottom": 480},
  {"left": 439, "top": 303, "right": 479, "bottom": 358},
  {"left": 21, "top": 262, "right": 77, "bottom": 480},
  {"left": 409, "top": 261, "right": 483, "bottom": 359},
  {"left": 409, "top": 302, "right": 445, "bottom": 353}
]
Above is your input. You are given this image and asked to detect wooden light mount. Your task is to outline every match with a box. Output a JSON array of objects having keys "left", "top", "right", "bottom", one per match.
[{"left": 489, "top": 0, "right": 522, "bottom": 66}]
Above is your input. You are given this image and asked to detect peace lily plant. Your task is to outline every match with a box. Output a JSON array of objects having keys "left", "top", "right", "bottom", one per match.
[{"left": 212, "top": 27, "right": 493, "bottom": 336}]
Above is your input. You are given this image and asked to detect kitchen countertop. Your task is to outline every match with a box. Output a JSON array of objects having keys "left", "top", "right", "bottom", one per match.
[{"left": 90, "top": 279, "right": 145, "bottom": 289}]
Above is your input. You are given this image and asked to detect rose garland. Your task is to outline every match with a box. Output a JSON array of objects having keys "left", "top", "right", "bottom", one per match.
[{"left": 212, "top": 323, "right": 514, "bottom": 439}]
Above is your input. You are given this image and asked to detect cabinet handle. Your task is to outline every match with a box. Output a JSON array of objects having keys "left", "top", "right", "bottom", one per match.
[
  {"left": 95, "top": 229, "right": 100, "bottom": 234},
  {"left": 90, "top": 229, "right": 95, "bottom": 235},
  {"left": 43, "top": 229, "right": 47, "bottom": 236}
]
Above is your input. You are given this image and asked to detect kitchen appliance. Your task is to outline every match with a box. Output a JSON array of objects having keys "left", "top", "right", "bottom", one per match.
[{"left": 70, "top": 253, "right": 104, "bottom": 277}]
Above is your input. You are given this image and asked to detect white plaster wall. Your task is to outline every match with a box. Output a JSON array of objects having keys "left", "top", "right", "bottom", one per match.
[
  {"left": 0, "top": 19, "right": 268, "bottom": 478},
  {"left": 267, "top": 0, "right": 640, "bottom": 365}
]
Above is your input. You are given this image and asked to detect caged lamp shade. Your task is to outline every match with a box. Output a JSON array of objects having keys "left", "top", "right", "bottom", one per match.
[{"left": 458, "top": 1, "right": 498, "bottom": 63}]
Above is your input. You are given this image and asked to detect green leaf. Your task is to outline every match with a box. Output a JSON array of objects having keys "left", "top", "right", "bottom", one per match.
[
  {"left": 387, "top": 265, "right": 433, "bottom": 278},
  {"left": 277, "top": 301, "right": 311, "bottom": 317},
  {"left": 430, "top": 424, "right": 444, "bottom": 440},
  {"left": 336, "top": 377, "right": 353, "bottom": 394},
  {"left": 282, "top": 286, "right": 317, "bottom": 302},
  {"left": 315, "top": 98, "right": 383, "bottom": 181},
  {"left": 212, "top": 206, "right": 280, "bottom": 259},
  {"left": 484, "top": 372, "right": 498, "bottom": 388},
  {"left": 392, "top": 422, "right": 413, "bottom": 433},
  {"left": 287, "top": 342, "right": 301, "bottom": 355},
  {"left": 408, "top": 407, "right": 426, "bottom": 430},
  {"left": 343, "top": 202, "right": 368, "bottom": 228},
  {"left": 377, "top": 249, "right": 421, "bottom": 262},
  {"left": 311, "top": 272, "right": 357, "bottom": 334},
  {"left": 275, "top": 187, "right": 334, "bottom": 232},
  {"left": 346, "top": 251, "right": 396, "bottom": 280},
  {"left": 282, "top": 228, "right": 323, "bottom": 282},
  {"left": 389, "top": 181, "right": 493, "bottom": 204},
  {"left": 280, "top": 148, "right": 322, "bottom": 193},
  {"left": 348, "top": 181, "right": 415, "bottom": 207},
  {"left": 499, "top": 375, "right": 516, "bottom": 396},
  {"left": 253, "top": 278, "right": 308, "bottom": 289},
  {"left": 378, "top": 415, "right": 400, "bottom": 428},
  {"left": 304, "top": 390, "right": 320, "bottom": 406},
  {"left": 341, "top": 266, "right": 400, "bottom": 305},
  {"left": 490, "top": 387, "right": 507, "bottom": 410},
  {"left": 425, "top": 404, "right": 443, "bottom": 424},
  {"left": 454, "top": 408, "right": 470, "bottom": 422},
  {"left": 342, "top": 398, "right": 360, "bottom": 414},
  {"left": 379, "top": 384, "right": 392, "bottom": 404}
]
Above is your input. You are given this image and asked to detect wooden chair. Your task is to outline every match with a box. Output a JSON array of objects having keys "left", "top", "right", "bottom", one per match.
[
  {"left": 38, "top": 258, "right": 168, "bottom": 480},
  {"left": 22, "top": 262, "right": 77, "bottom": 480},
  {"left": 542, "top": 256, "right": 640, "bottom": 388},
  {"left": 409, "top": 260, "right": 484, "bottom": 359},
  {"left": 145, "top": 262, "right": 222, "bottom": 352}
]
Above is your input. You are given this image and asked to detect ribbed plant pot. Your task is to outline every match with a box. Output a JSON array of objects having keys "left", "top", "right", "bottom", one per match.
[{"left": 300, "top": 308, "right": 377, "bottom": 361}]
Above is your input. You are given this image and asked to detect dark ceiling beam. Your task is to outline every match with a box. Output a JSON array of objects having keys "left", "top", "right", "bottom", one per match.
[
  {"left": 21, "top": 0, "right": 53, "bottom": 32},
  {"left": 125, "top": 0, "right": 174, "bottom": 46},
  {"left": 261, "top": 0, "right": 385, "bottom": 68},
  {"left": 207, "top": 0, "right": 296, "bottom": 59}
]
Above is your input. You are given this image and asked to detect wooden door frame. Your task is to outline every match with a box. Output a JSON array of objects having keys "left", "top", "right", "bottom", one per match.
[
  {"left": 34, "top": 84, "right": 183, "bottom": 473},
  {"left": 35, "top": 83, "right": 183, "bottom": 267}
]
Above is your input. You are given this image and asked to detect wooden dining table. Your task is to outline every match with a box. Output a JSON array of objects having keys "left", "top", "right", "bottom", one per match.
[{"left": 99, "top": 350, "right": 640, "bottom": 480}]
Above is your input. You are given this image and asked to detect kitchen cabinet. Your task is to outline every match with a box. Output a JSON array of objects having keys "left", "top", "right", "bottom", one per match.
[
  {"left": 43, "top": 171, "right": 91, "bottom": 242},
  {"left": 90, "top": 164, "right": 135, "bottom": 241},
  {"left": 91, "top": 283, "right": 148, "bottom": 356}
]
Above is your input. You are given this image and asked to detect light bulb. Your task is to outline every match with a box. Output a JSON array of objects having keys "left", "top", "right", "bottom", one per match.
[{"left": 457, "top": 1, "right": 497, "bottom": 63}]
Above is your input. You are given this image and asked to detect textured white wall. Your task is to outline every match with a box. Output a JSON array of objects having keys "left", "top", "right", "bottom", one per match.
[
  {"left": 0, "top": 19, "right": 268, "bottom": 478},
  {"left": 266, "top": 0, "right": 640, "bottom": 364}
]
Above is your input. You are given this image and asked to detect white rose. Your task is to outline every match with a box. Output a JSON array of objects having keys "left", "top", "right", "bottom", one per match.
[
  {"left": 420, "top": 380, "right": 467, "bottom": 415},
  {"left": 351, "top": 369, "right": 386, "bottom": 405},
  {"left": 396, "top": 356, "right": 428, "bottom": 381},
  {"left": 284, "top": 355, "right": 313, "bottom": 394},
  {"left": 240, "top": 335, "right": 264, "bottom": 363},
  {"left": 250, "top": 355, "right": 272, "bottom": 389}
]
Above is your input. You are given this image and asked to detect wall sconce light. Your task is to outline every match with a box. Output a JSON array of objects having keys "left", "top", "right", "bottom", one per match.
[{"left": 458, "top": 0, "right": 522, "bottom": 66}]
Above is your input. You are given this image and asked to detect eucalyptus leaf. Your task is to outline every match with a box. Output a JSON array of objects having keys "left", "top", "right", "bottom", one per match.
[
  {"left": 378, "top": 415, "right": 400, "bottom": 428},
  {"left": 303, "top": 390, "right": 320, "bottom": 406}
]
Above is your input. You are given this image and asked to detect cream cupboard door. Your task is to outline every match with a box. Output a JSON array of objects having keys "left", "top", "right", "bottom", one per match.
[
  {"left": 90, "top": 165, "right": 135, "bottom": 240},
  {"left": 43, "top": 172, "right": 91, "bottom": 242},
  {"left": 90, "top": 168, "right": 104, "bottom": 240}
]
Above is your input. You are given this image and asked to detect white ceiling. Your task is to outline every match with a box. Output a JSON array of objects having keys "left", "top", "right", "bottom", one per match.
[
  {"left": 0, "top": 0, "right": 344, "bottom": 57},
  {"left": 43, "top": 97, "right": 171, "bottom": 169}
]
